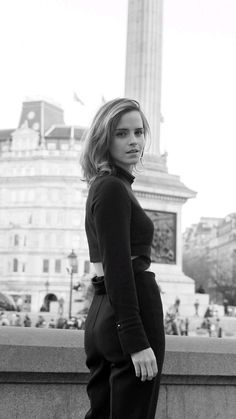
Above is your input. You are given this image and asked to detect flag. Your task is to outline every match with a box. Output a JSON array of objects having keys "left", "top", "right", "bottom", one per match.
[{"left": 73, "top": 92, "right": 85, "bottom": 105}]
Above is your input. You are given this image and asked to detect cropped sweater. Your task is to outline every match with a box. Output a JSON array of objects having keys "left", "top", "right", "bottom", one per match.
[{"left": 85, "top": 165, "right": 154, "bottom": 354}]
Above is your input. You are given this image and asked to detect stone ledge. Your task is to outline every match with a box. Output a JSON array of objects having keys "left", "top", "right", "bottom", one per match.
[
  {"left": 164, "top": 335, "right": 236, "bottom": 377},
  {"left": 0, "top": 328, "right": 236, "bottom": 419},
  {"left": 0, "top": 372, "right": 90, "bottom": 384},
  {"left": 0, "top": 327, "right": 235, "bottom": 378},
  {"left": 0, "top": 327, "right": 86, "bottom": 373}
]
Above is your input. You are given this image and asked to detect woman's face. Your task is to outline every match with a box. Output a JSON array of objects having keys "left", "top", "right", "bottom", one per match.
[{"left": 109, "top": 110, "right": 145, "bottom": 172}]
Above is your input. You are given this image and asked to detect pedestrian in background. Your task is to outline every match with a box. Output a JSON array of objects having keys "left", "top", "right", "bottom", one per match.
[
  {"left": 35, "top": 315, "right": 46, "bottom": 328},
  {"left": 174, "top": 297, "right": 181, "bottom": 314},
  {"left": 206, "top": 318, "right": 212, "bottom": 337},
  {"left": 48, "top": 318, "right": 56, "bottom": 328},
  {"left": 14, "top": 314, "right": 22, "bottom": 327},
  {"left": 216, "top": 318, "right": 223, "bottom": 338},
  {"left": 194, "top": 299, "right": 200, "bottom": 316},
  {"left": 223, "top": 298, "right": 229, "bottom": 316},
  {"left": 0, "top": 312, "right": 9, "bottom": 326},
  {"left": 80, "top": 98, "right": 165, "bottom": 419},
  {"left": 23, "top": 314, "right": 32, "bottom": 327},
  {"left": 185, "top": 318, "right": 189, "bottom": 336}
]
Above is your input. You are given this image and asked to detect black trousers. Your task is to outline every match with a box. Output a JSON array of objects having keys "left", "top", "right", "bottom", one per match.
[{"left": 84, "top": 271, "right": 165, "bottom": 419}]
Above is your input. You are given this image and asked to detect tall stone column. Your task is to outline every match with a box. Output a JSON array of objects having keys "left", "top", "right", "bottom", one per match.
[
  {"left": 124, "top": 1, "right": 198, "bottom": 315},
  {"left": 125, "top": 0, "right": 163, "bottom": 157}
]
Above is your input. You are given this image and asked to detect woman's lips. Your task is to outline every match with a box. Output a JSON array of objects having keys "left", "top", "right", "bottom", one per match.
[{"left": 127, "top": 150, "right": 139, "bottom": 154}]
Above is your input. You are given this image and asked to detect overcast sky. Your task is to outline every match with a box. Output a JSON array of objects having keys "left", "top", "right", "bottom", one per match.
[{"left": 0, "top": 0, "right": 236, "bottom": 230}]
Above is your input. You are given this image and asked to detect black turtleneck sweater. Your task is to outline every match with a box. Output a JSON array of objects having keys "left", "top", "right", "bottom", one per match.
[{"left": 85, "top": 165, "right": 154, "bottom": 354}]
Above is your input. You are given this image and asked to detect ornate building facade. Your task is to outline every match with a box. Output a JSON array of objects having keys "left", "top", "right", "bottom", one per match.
[
  {"left": 0, "top": 98, "right": 90, "bottom": 314},
  {"left": 183, "top": 215, "right": 236, "bottom": 304}
]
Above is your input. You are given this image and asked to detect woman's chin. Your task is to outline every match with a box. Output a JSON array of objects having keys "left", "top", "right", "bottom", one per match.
[{"left": 126, "top": 154, "right": 140, "bottom": 163}]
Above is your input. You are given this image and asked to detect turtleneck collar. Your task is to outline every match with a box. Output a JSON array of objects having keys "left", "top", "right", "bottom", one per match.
[{"left": 114, "top": 165, "right": 135, "bottom": 185}]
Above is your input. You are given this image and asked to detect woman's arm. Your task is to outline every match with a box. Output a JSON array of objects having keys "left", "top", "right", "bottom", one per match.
[{"left": 91, "top": 177, "right": 150, "bottom": 355}]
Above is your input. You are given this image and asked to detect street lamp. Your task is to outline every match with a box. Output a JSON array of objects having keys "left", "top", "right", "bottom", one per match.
[{"left": 67, "top": 249, "right": 77, "bottom": 319}]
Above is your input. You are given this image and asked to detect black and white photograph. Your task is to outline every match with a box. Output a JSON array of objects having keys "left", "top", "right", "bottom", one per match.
[{"left": 0, "top": 1, "right": 236, "bottom": 418}]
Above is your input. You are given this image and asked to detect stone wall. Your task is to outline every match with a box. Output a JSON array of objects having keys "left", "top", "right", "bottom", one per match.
[{"left": 0, "top": 327, "right": 235, "bottom": 419}]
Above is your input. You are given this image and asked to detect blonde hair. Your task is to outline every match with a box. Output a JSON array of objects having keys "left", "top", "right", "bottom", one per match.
[{"left": 80, "top": 98, "right": 150, "bottom": 184}]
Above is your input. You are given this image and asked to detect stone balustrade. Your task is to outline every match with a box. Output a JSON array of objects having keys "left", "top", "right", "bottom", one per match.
[{"left": 0, "top": 327, "right": 235, "bottom": 419}]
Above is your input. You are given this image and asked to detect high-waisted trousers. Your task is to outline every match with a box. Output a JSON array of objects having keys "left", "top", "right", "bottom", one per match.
[{"left": 84, "top": 270, "right": 165, "bottom": 419}]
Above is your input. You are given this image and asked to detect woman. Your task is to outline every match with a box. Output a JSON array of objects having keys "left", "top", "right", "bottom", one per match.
[{"left": 80, "top": 98, "right": 165, "bottom": 419}]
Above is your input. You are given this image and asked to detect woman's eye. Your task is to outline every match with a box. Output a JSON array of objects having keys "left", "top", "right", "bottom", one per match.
[
  {"left": 135, "top": 130, "right": 144, "bottom": 136},
  {"left": 116, "top": 131, "right": 126, "bottom": 137}
]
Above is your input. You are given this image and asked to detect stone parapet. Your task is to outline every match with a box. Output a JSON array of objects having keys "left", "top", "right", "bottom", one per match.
[{"left": 0, "top": 327, "right": 235, "bottom": 419}]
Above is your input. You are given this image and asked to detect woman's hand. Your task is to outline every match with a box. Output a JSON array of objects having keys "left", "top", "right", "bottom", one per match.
[{"left": 131, "top": 347, "right": 158, "bottom": 381}]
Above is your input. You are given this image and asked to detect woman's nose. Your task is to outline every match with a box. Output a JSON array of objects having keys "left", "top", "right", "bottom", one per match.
[{"left": 129, "top": 132, "right": 137, "bottom": 144}]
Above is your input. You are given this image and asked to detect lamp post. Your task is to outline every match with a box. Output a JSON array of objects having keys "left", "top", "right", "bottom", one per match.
[{"left": 67, "top": 249, "right": 77, "bottom": 319}]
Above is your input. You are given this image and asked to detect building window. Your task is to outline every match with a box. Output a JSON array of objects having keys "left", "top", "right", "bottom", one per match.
[
  {"left": 73, "top": 262, "right": 78, "bottom": 274},
  {"left": 22, "top": 263, "right": 26, "bottom": 272},
  {"left": 28, "top": 190, "right": 35, "bottom": 201},
  {"left": 55, "top": 259, "right": 61, "bottom": 273},
  {"left": 43, "top": 259, "right": 49, "bottom": 273},
  {"left": 13, "top": 258, "right": 18, "bottom": 272},
  {"left": 48, "top": 142, "right": 56, "bottom": 150},
  {"left": 14, "top": 234, "right": 19, "bottom": 246},
  {"left": 46, "top": 211, "right": 51, "bottom": 225},
  {"left": 61, "top": 143, "right": 69, "bottom": 150},
  {"left": 84, "top": 260, "right": 90, "bottom": 273}
]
